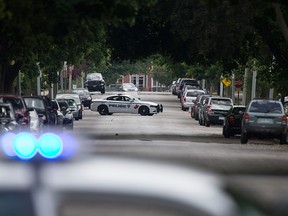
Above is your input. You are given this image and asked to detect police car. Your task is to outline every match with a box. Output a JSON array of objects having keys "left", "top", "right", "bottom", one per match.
[{"left": 91, "top": 94, "right": 163, "bottom": 116}]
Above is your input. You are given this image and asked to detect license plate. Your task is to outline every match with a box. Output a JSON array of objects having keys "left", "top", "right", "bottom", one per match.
[
  {"left": 257, "top": 118, "right": 273, "bottom": 124},
  {"left": 93, "top": 85, "right": 97, "bottom": 87},
  {"left": 219, "top": 116, "right": 224, "bottom": 120}
]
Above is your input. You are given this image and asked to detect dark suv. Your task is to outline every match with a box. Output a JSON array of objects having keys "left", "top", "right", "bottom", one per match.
[
  {"left": 241, "top": 99, "right": 287, "bottom": 144},
  {"left": 84, "top": 73, "right": 105, "bottom": 94}
]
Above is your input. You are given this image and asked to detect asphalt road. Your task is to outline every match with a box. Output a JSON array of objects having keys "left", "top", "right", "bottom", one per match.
[{"left": 72, "top": 92, "right": 288, "bottom": 215}]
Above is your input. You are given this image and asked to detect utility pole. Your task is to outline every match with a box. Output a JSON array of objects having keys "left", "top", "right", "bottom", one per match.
[
  {"left": 36, "top": 62, "right": 42, "bottom": 96},
  {"left": 251, "top": 70, "right": 257, "bottom": 100}
]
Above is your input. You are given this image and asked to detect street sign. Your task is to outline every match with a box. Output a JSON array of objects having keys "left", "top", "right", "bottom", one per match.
[
  {"left": 234, "top": 78, "right": 243, "bottom": 89},
  {"left": 221, "top": 77, "right": 231, "bottom": 87}
]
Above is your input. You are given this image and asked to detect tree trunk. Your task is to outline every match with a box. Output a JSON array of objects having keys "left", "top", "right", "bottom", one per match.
[
  {"left": 273, "top": 3, "right": 288, "bottom": 45},
  {"left": 0, "top": 61, "right": 22, "bottom": 93}
]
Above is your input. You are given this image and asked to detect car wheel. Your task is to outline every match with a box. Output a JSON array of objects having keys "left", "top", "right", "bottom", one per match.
[
  {"left": 98, "top": 105, "right": 108, "bottom": 115},
  {"left": 101, "top": 89, "right": 105, "bottom": 94},
  {"left": 240, "top": 131, "right": 248, "bottom": 144},
  {"left": 280, "top": 133, "right": 287, "bottom": 144},
  {"left": 194, "top": 112, "right": 198, "bottom": 120},
  {"left": 191, "top": 110, "right": 194, "bottom": 118},
  {"left": 223, "top": 126, "right": 230, "bottom": 138},
  {"left": 205, "top": 119, "right": 210, "bottom": 127},
  {"left": 139, "top": 106, "right": 149, "bottom": 116}
]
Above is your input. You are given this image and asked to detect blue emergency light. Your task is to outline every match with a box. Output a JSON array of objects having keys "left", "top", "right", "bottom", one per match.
[{"left": 1, "top": 132, "right": 76, "bottom": 160}]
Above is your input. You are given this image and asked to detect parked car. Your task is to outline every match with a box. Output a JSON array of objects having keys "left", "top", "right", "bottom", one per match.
[
  {"left": 181, "top": 89, "right": 205, "bottom": 111},
  {"left": 22, "top": 96, "right": 57, "bottom": 130},
  {"left": 202, "top": 96, "right": 233, "bottom": 127},
  {"left": 120, "top": 83, "right": 138, "bottom": 92},
  {"left": 84, "top": 72, "right": 105, "bottom": 93},
  {"left": 222, "top": 105, "right": 246, "bottom": 138},
  {"left": 51, "top": 100, "right": 64, "bottom": 130},
  {"left": 0, "top": 94, "right": 32, "bottom": 131},
  {"left": 240, "top": 99, "right": 287, "bottom": 144},
  {"left": 177, "top": 78, "right": 201, "bottom": 98},
  {"left": 171, "top": 80, "right": 177, "bottom": 95},
  {"left": 0, "top": 103, "right": 19, "bottom": 134},
  {"left": 56, "top": 98, "right": 80, "bottom": 121},
  {"left": 72, "top": 88, "right": 92, "bottom": 109},
  {"left": 57, "top": 100, "right": 74, "bottom": 130},
  {"left": 196, "top": 95, "right": 213, "bottom": 123},
  {"left": 56, "top": 93, "right": 83, "bottom": 120}
]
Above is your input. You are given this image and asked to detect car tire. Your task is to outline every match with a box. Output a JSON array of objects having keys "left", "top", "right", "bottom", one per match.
[
  {"left": 139, "top": 106, "right": 149, "bottom": 116},
  {"left": 190, "top": 110, "right": 194, "bottom": 118},
  {"left": 101, "top": 89, "right": 105, "bottom": 94},
  {"left": 240, "top": 131, "right": 248, "bottom": 144},
  {"left": 205, "top": 119, "right": 210, "bottom": 127},
  {"left": 223, "top": 126, "right": 230, "bottom": 138},
  {"left": 194, "top": 112, "right": 199, "bottom": 120},
  {"left": 98, "top": 105, "right": 108, "bottom": 115},
  {"left": 280, "top": 133, "right": 287, "bottom": 144}
]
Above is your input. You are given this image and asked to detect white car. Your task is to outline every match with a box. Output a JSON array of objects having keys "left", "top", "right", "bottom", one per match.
[
  {"left": 91, "top": 94, "right": 163, "bottom": 116},
  {"left": 181, "top": 89, "right": 205, "bottom": 111}
]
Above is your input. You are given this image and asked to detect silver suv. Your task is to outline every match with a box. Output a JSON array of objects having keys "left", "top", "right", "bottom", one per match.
[{"left": 240, "top": 99, "right": 287, "bottom": 144}]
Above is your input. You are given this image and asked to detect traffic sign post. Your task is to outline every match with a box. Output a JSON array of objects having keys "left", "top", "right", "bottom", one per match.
[{"left": 234, "top": 78, "right": 243, "bottom": 105}]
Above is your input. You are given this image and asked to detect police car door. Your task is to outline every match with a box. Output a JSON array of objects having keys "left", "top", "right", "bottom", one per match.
[
  {"left": 107, "top": 96, "right": 126, "bottom": 113},
  {"left": 124, "top": 96, "right": 139, "bottom": 114}
]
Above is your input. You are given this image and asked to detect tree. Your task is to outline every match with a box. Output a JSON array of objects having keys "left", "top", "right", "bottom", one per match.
[{"left": 0, "top": 0, "right": 156, "bottom": 93}]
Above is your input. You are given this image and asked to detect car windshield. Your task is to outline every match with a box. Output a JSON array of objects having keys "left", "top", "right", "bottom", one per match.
[
  {"left": 23, "top": 98, "right": 45, "bottom": 110},
  {"left": 86, "top": 73, "right": 102, "bottom": 80},
  {"left": 123, "top": 83, "right": 136, "bottom": 88},
  {"left": 56, "top": 94, "right": 81, "bottom": 104}
]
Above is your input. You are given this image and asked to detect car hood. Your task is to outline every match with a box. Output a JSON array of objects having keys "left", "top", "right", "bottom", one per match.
[{"left": 140, "top": 101, "right": 158, "bottom": 106}]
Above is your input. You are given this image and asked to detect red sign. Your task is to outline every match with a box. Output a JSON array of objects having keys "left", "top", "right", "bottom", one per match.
[{"left": 234, "top": 78, "right": 243, "bottom": 89}]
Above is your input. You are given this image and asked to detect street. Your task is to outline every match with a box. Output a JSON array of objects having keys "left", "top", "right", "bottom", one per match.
[{"left": 72, "top": 92, "right": 288, "bottom": 215}]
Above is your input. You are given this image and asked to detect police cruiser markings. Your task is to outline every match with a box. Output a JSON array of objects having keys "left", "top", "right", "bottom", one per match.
[{"left": 91, "top": 94, "right": 163, "bottom": 116}]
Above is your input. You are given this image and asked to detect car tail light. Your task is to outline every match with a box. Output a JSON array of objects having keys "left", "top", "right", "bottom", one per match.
[
  {"left": 229, "top": 116, "right": 235, "bottom": 124},
  {"left": 23, "top": 111, "right": 31, "bottom": 124},
  {"left": 205, "top": 105, "right": 211, "bottom": 109},
  {"left": 244, "top": 113, "right": 249, "bottom": 123},
  {"left": 281, "top": 115, "right": 287, "bottom": 125}
]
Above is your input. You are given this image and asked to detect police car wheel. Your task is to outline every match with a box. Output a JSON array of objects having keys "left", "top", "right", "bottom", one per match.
[
  {"left": 98, "top": 105, "right": 108, "bottom": 115},
  {"left": 139, "top": 106, "right": 149, "bottom": 116}
]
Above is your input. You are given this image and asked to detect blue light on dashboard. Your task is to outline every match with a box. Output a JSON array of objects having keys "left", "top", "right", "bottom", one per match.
[
  {"left": 58, "top": 132, "right": 77, "bottom": 158},
  {"left": 38, "top": 133, "right": 63, "bottom": 159},
  {"left": 13, "top": 133, "right": 38, "bottom": 159}
]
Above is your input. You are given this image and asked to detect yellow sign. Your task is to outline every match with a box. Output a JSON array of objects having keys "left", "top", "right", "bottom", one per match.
[{"left": 221, "top": 77, "right": 231, "bottom": 87}]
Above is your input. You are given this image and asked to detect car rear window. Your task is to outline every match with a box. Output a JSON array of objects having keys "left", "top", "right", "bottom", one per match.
[
  {"left": 249, "top": 101, "right": 283, "bottom": 113},
  {"left": 186, "top": 91, "right": 204, "bottom": 97},
  {"left": 211, "top": 99, "right": 232, "bottom": 106},
  {"left": 24, "top": 98, "right": 45, "bottom": 110}
]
